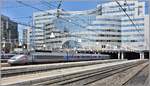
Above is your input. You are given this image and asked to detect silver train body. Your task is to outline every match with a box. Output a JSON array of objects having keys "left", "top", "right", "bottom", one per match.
[{"left": 8, "top": 52, "right": 110, "bottom": 65}]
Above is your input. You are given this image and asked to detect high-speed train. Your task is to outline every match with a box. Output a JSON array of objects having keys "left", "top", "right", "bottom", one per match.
[{"left": 7, "top": 52, "right": 110, "bottom": 65}]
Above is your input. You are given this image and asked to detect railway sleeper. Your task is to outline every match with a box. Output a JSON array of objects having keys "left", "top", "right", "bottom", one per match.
[
  {"left": 47, "top": 62, "right": 144, "bottom": 86},
  {"left": 33, "top": 60, "right": 146, "bottom": 86}
]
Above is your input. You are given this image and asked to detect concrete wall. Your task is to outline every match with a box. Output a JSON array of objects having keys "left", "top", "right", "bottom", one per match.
[{"left": 144, "top": 15, "right": 150, "bottom": 50}]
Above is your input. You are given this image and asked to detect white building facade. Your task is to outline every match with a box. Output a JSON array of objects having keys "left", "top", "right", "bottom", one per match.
[
  {"left": 101, "top": 1, "right": 149, "bottom": 51},
  {"left": 33, "top": 1, "right": 149, "bottom": 51},
  {"left": 32, "top": 9, "right": 97, "bottom": 50}
]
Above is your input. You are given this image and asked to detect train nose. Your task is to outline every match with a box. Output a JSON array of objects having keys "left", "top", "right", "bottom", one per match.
[{"left": 8, "top": 59, "right": 16, "bottom": 64}]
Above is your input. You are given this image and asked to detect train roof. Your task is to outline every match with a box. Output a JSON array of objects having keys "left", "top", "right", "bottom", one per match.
[{"left": 31, "top": 52, "right": 110, "bottom": 56}]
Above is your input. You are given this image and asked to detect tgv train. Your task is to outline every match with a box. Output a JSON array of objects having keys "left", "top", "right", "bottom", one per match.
[{"left": 7, "top": 52, "right": 110, "bottom": 65}]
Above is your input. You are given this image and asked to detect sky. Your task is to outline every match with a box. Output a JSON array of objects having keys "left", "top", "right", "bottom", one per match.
[
  {"left": 1, "top": 0, "right": 101, "bottom": 41},
  {"left": 1, "top": 0, "right": 101, "bottom": 23},
  {"left": 1, "top": 0, "right": 149, "bottom": 41}
]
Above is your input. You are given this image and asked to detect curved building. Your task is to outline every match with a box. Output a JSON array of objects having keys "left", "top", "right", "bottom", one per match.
[
  {"left": 33, "top": 1, "right": 149, "bottom": 51},
  {"left": 44, "top": 15, "right": 121, "bottom": 50}
]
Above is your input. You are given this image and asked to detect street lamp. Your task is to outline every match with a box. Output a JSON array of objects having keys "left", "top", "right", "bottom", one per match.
[
  {"left": 23, "top": 45, "right": 26, "bottom": 48},
  {"left": 106, "top": 44, "right": 109, "bottom": 50},
  {"left": 19, "top": 41, "right": 22, "bottom": 46},
  {"left": 43, "top": 44, "right": 46, "bottom": 50},
  {"left": 96, "top": 42, "right": 99, "bottom": 45},
  {"left": 2, "top": 42, "right": 5, "bottom": 49},
  {"left": 50, "top": 32, "right": 55, "bottom": 50},
  {"left": 50, "top": 32, "right": 55, "bottom": 38},
  {"left": 113, "top": 45, "right": 118, "bottom": 50},
  {"left": 2, "top": 42, "right": 5, "bottom": 56},
  {"left": 68, "top": 20, "right": 72, "bottom": 22},
  {"left": 78, "top": 39, "right": 82, "bottom": 43},
  {"left": 2, "top": 37, "right": 5, "bottom": 51}
]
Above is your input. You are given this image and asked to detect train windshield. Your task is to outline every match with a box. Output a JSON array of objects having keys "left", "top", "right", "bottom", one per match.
[{"left": 10, "top": 55, "right": 25, "bottom": 60}]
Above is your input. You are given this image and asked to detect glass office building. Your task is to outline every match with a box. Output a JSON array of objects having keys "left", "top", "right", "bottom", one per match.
[
  {"left": 44, "top": 15, "right": 96, "bottom": 50},
  {"left": 101, "top": 1, "right": 150, "bottom": 50},
  {"left": 33, "top": 1, "right": 149, "bottom": 51},
  {"left": 33, "top": 9, "right": 98, "bottom": 50},
  {"left": 44, "top": 15, "right": 122, "bottom": 50}
]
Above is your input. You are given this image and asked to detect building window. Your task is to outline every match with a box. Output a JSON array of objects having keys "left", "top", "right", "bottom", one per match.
[{"left": 102, "top": 45, "right": 106, "bottom": 48}]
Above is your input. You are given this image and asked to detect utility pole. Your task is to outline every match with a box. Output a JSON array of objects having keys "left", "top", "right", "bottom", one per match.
[
  {"left": 43, "top": 24, "right": 46, "bottom": 50},
  {"left": 0, "top": 26, "right": 1, "bottom": 83},
  {"left": 0, "top": 2, "right": 2, "bottom": 62},
  {"left": 149, "top": 0, "right": 150, "bottom": 66}
]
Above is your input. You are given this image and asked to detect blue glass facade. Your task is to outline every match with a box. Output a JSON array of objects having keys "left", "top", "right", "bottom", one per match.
[
  {"left": 34, "top": 1, "right": 148, "bottom": 50},
  {"left": 53, "top": 15, "right": 95, "bottom": 33}
]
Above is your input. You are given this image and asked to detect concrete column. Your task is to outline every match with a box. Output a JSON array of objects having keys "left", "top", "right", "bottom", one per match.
[
  {"left": 118, "top": 52, "right": 120, "bottom": 59},
  {"left": 121, "top": 52, "right": 124, "bottom": 60},
  {"left": 140, "top": 52, "right": 144, "bottom": 59}
]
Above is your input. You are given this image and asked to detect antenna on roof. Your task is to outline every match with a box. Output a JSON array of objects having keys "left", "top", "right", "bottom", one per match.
[{"left": 56, "top": 0, "right": 63, "bottom": 18}]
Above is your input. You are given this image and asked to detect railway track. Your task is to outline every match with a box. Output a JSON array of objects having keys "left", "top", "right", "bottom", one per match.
[
  {"left": 32, "top": 60, "right": 147, "bottom": 86},
  {"left": 1, "top": 59, "right": 121, "bottom": 77},
  {"left": 1, "top": 59, "right": 147, "bottom": 86},
  {"left": 122, "top": 63, "right": 149, "bottom": 86},
  {"left": 0, "top": 63, "right": 10, "bottom": 67}
]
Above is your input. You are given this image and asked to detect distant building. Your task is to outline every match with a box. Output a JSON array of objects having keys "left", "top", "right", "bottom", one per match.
[
  {"left": 22, "top": 27, "right": 31, "bottom": 50},
  {"left": 0, "top": 15, "right": 18, "bottom": 53}
]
